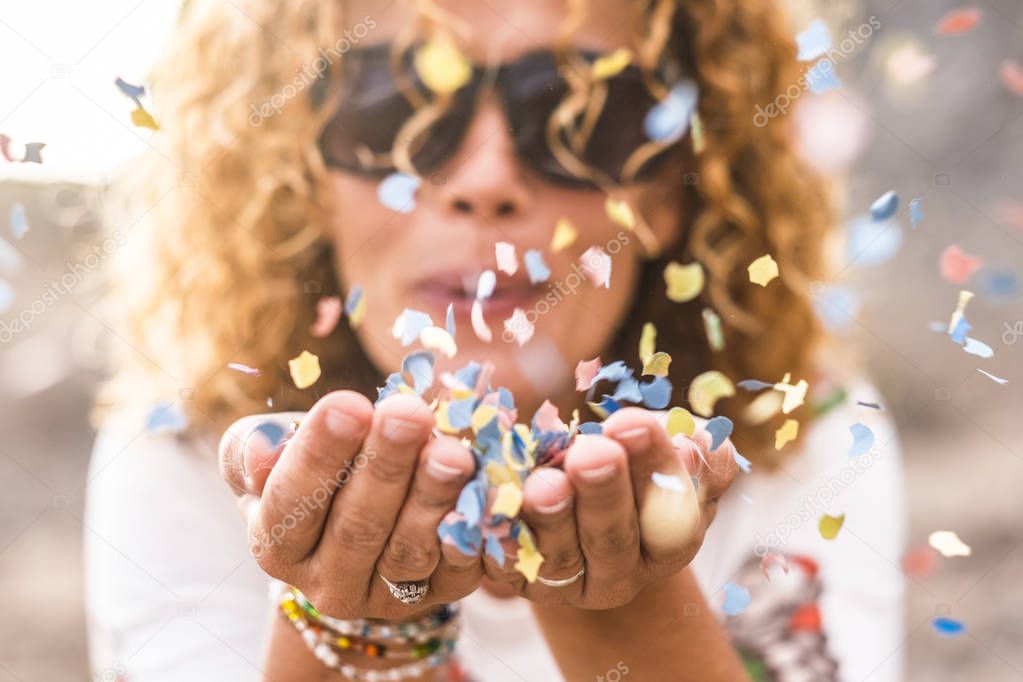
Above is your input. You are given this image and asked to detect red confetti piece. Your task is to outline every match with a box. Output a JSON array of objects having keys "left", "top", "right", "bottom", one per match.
[
  {"left": 902, "top": 545, "right": 939, "bottom": 579},
  {"left": 790, "top": 603, "right": 823, "bottom": 632},
  {"left": 310, "top": 296, "right": 342, "bottom": 338},
  {"left": 939, "top": 244, "right": 983, "bottom": 284},
  {"left": 935, "top": 7, "right": 981, "bottom": 35},
  {"left": 1000, "top": 60, "right": 1023, "bottom": 96}
]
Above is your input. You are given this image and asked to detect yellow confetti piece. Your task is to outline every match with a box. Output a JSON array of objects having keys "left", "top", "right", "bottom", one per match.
[
  {"left": 130, "top": 106, "right": 159, "bottom": 130},
  {"left": 819, "top": 513, "right": 845, "bottom": 540},
  {"left": 688, "top": 370, "right": 735, "bottom": 418},
  {"left": 664, "top": 262, "right": 704, "bottom": 303},
  {"left": 515, "top": 546, "right": 544, "bottom": 582},
  {"left": 666, "top": 407, "right": 696, "bottom": 437},
  {"left": 419, "top": 326, "right": 457, "bottom": 358},
  {"left": 775, "top": 418, "right": 799, "bottom": 449},
  {"left": 605, "top": 197, "right": 636, "bottom": 229},
  {"left": 702, "top": 307, "right": 724, "bottom": 351},
  {"left": 774, "top": 373, "right": 809, "bottom": 414},
  {"left": 948, "top": 289, "right": 975, "bottom": 334},
  {"left": 551, "top": 218, "right": 578, "bottom": 252},
  {"left": 348, "top": 295, "right": 366, "bottom": 328},
  {"left": 591, "top": 48, "right": 632, "bottom": 79},
  {"left": 434, "top": 402, "right": 460, "bottom": 434},
  {"left": 639, "top": 322, "right": 656, "bottom": 364},
  {"left": 413, "top": 36, "right": 472, "bottom": 95},
  {"left": 471, "top": 404, "right": 498, "bottom": 432},
  {"left": 744, "top": 390, "right": 784, "bottom": 425},
  {"left": 690, "top": 111, "right": 705, "bottom": 154},
  {"left": 643, "top": 352, "right": 672, "bottom": 377},
  {"left": 748, "top": 254, "right": 779, "bottom": 287},
  {"left": 491, "top": 482, "right": 524, "bottom": 518},
  {"left": 485, "top": 461, "right": 518, "bottom": 486},
  {"left": 928, "top": 530, "right": 972, "bottom": 557},
  {"left": 288, "top": 350, "right": 321, "bottom": 389}
]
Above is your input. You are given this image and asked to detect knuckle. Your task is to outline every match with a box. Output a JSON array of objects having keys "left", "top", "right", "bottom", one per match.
[
  {"left": 385, "top": 533, "right": 438, "bottom": 576},
  {"left": 582, "top": 523, "right": 639, "bottom": 562},
  {"left": 334, "top": 508, "right": 391, "bottom": 553},
  {"left": 545, "top": 547, "right": 583, "bottom": 575},
  {"left": 366, "top": 450, "right": 416, "bottom": 484}
]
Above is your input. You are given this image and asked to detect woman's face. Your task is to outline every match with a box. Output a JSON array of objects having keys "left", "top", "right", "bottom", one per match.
[{"left": 325, "top": 0, "right": 679, "bottom": 413}]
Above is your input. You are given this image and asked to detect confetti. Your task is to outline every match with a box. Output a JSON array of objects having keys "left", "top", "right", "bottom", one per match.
[
  {"left": 0, "top": 134, "right": 46, "bottom": 164},
  {"left": 806, "top": 58, "right": 842, "bottom": 94},
  {"left": 0, "top": 239, "right": 20, "bottom": 274},
  {"left": 733, "top": 450, "right": 753, "bottom": 474},
  {"left": 847, "top": 422, "right": 875, "bottom": 457},
  {"left": 747, "top": 254, "right": 779, "bottom": 287},
  {"left": 591, "top": 48, "right": 632, "bottom": 80},
  {"left": 910, "top": 197, "right": 923, "bottom": 229},
  {"left": 760, "top": 553, "right": 790, "bottom": 580},
  {"left": 575, "top": 357, "right": 602, "bottom": 391},
  {"left": 524, "top": 249, "right": 551, "bottom": 284},
  {"left": 939, "top": 245, "right": 982, "bottom": 285},
  {"left": 310, "top": 296, "right": 342, "bottom": 337},
  {"left": 857, "top": 401, "right": 883, "bottom": 410},
  {"left": 378, "top": 172, "right": 421, "bottom": 213},
  {"left": 414, "top": 36, "right": 472, "bottom": 95},
  {"left": 705, "top": 416, "right": 733, "bottom": 451},
  {"left": 775, "top": 419, "right": 799, "bottom": 449},
  {"left": 638, "top": 376, "right": 672, "bottom": 409},
  {"left": 962, "top": 337, "right": 993, "bottom": 359},
  {"left": 495, "top": 242, "right": 518, "bottom": 275},
  {"left": 491, "top": 482, "right": 524, "bottom": 518},
  {"left": 144, "top": 401, "right": 188, "bottom": 434},
  {"left": 932, "top": 617, "right": 966, "bottom": 637},
  {"left": 902, "top": 545, "right": 939, "bottom": 578},
  {"left": 401, "top": 350, "right": 435, "bottom": 395},
  {"left": 774, "top": 374, "right": 810, "bottom": 414},
  {"left": 644, "top": 80, "right": 698, "bottom": 144},
  {"left": 1000, "top": 60, "right": 1023, "bottom": 96},
  {"left": 690, "top": 111, "right": 705, "bottom": 154},
  {"left": 476, "top": 270, "right": 496, "bottom": 300},
  {"left": 445, "top": 303, "right": 455, "bottom": 337},
  {"left": 935, "top": 7, "right": 981, "bottom": 35},
  {"left": 846, "top": 215, "right": 903, "bottom": 266},
  {"left": 928, "top": 530, "right": 971, "bottom": 557},
  {"left": 550, "top": 218, "right": 577, "bottom": 252},
  {"left": 345, "top": 286, "right": 367, "bottom": 328},
  {"left": 688, "top": 370, "right": 735, "bottom": 417},
  {"left": 515, "top": 544, "right": 545, "bottom": 583},
  {"left": 886, "top": 42, "right": 937, "bottom": 86},
  {"left": 947, "top": 290, "right": 974, "bottom": 335},
  {"left": 639, "top": 322, "right": 656, "bottom": 365},
  {"left": 819, "top": 513, "right": 845, "bottom": 540},
  {"left": 420, "top": 326, "right": 458, "bottom": 358},
  {"left": 579, "top": 246, "right": 612, "bottom": 288},
  {"left": 114, "top": 77, "right": 159, "bottom": 130},
  {"left": 228, "top": 362, "right": 262, "bottom": 377},
  {"left": 977, "top": 368, "right": 1008, "bottom": 385},
  {"left": 9, "top": 203, "right": 28, "bottom": 240},
  {"left": 642, "top": 352, "right": 671, "bottom": 377},
  {"left": 393, "top": 308, "right": 434, "bottom": 346},
  {"left": 870, "top": 190, "right": 900, "bottom": 221},
  {"left": 796, "top": 19, "right": 832, "bottom": 62},
  {"left": 131, "top": 106, "right": 160, "bottom": 131},
  {"left": 114, "top": 76, "right": 146, "bottom": 100},
  {"left": 503, "top": 308, "right": 534, "bottom": 346},
  {"left": 666, "top": 407, "right": 696, "bottom": 437},
  {"left": 702, "top": 308, "right": 724, "bottom": 351},
  {"left": 469, "top": 299, "right": 492, "bottom": 342},
  {"left": 664, "top": 262, "right": 704, "bottom": 302},
  {"left": 288, "top": 350, "right": 321, "bottom": 389},
  {"left": 737, "top": 379, "right": 775, "bottom": 392},
  {"left": 722, "top": 583, "right": 751, "bottom": 616},
  {"left": 651, "top": 472, "right": 687, "bottom": 492},
  {"left": 604, "top": 197, "right": 635, "bottom": 229}
]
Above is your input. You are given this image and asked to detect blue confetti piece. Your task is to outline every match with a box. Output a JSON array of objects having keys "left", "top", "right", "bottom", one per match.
[
  {"left": 438, "top": 520, "right": 482, "bottom": 555},
  {"left": 722, "top": 583, "right": 751, "bottom": 616},
  {"left": 447, "top": 395, "right": 477, "bottom": 430},
  {"left": 592, "top": 396, "right": 622, "bottom": 416},
  {"left": 949, "top": 316, "right": 971, "bottom": 345},
  {"left": 639, "top": 376, "right": 672, "bottom": 409},
  {"left": 485, "top": 534, "right": 505, "bottom": 565},
  {"left": 253, "top": 421, "right": 286, "bottom": 449},
  {"left": 705, "top": 416, "right": 734, "bottom": 451},
  {"left": 814, "top": 286, "right": 861, "bottom": 331},
  {"left": 10, "top": 203, "right": 28, "bottom": 240},
  {"left": 806, "top": 58, "right": 842, "bottom": 93},
  {"left": 870, "top": 190, "right": 900, "bottom": 222},
  {"left": 476, "top": 270, "right": 496, "bottom": 300},
  {"left": 376, "top": 372, "right": 406, "bottom": 403},
  {"left": 611, "top": 376, "right": 643, "bottom": 403},
  {"left": 114, "top": 76, "right": 146, "bottom": 100},
  {"left": 644, "top": 80, "right": 698, "bottom": 144},
  {"left": 397, "top": 308, "right": 433, "bottom": 346},
  {"left": 445, "top": 303, "right": 455, "bottom": 337},
  {"left": 931, "top": 617, "right": 965, "bottom": 637},
  {"left": 979, "top": 269, "right": 1019, "bottom": 298},
  {"left": 456, "top": 478, "right": 487, "bottom": 527},
  {"left": 0, "top": 280, "right": 13, "bottom": 315},
  {"left": 847, "top": 422, "right": 875, "bottom": 458},
  {"left": 733, "top": 450, "right": 752, "bottom": 474},
  {"left": 909, "top": 197, "right": 923, "bottom": 229},
  {"left": 378, "top": 172, "right": 421, "bottom": 213},
  {"left": 455, "top": 361, "right": 482, "bottom": 390},
  {"left": 845, "top": 214, "right": 903, "bottom": 266},
  {"left": 593, "top": 360, "right": 632, "bottom": 385},
  {"left": 796, "top": 19, "right": 832, "bottom": 61},
  {"left": 22, "top": 143, "right": 44, "bottom": 164},
  {"left": 578, "top": 422, "right": 603, "bottom": 435},
  {"left": 343, "top": 285, "right": 363, "bottom": 315},
  {"left": 401, "top": 350, "right": 435, "bottom": 395},
  {"left": 962, "top": 337, "right": 993, "bottom": 359},
  {"left": 144, "top": 401, "right": 188, "bottom": 434},
  {"left": 524, "top": 249, "right": 551, "bottom": 284},
  {"left": 736, "top": 379, "right": 774, "bottom": 392}
]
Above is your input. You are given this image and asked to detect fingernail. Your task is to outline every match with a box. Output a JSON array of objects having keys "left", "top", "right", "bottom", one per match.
[
  {"left": 326, "top": 409, "right": 362, "bottom": 438},
  {"left": 383, "top": 417, "right": 426, "bottom": 444},
  {"left": 426, "top": 456, "right": 464, "bottom": 482},
  {"left": 616, "top": 426, "right": 651, "bottom": 451},
  {"left": 578, "top": 462, "right": 617, "bottom": 483},
  {"left": 243, "top": 423, "right": 283, "bottom": 480},
  {"left": 536, "top": 495, "right": 573, "bottom": 514}
]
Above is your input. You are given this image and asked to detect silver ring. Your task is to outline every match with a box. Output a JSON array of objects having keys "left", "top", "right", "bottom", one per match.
[
  {"left": 378, "top": 573, "right": 429, "bottom": 605},
  {"left": 536, "top": 567, "right": 585, "bottom": 588}
]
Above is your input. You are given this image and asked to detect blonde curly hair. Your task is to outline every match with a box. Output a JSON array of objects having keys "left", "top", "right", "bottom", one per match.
[{"left": 96, "top": 0, "right": 836, "bottom": 469}]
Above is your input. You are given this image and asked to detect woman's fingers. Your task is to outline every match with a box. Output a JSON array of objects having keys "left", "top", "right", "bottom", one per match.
[
  {"left": 319, "top": 393, "right": 434, "bottom": 605},
  {"left": 219, "top": 412, "right": 304, "bottom": 496},
  {"left": 690, "top": 423, "right": 740, "bottom": 507},
  {"left": 252, "top": 391, "right": 374, "bottom": 567},
  {"left": 519, "top": 466, "right": 584, "bottom": 604},
  {"left": 603, "top": 408, "right": 701, "bottom": 573},
  {"left": 562, "top": 435, "right": 642, "bottom": 605},
  {"left": 374, "top": 435, "right": 478, "bottom": 603}
]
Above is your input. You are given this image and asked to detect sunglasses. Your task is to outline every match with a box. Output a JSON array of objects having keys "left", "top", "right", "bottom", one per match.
[{"left": 317, "top": 43, "right": 686, "bottom": 189}]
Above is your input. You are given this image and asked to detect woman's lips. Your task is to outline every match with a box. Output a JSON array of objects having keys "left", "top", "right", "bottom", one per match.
[{"left": 414, "top": 272, "right": 543, "bottom": 319}]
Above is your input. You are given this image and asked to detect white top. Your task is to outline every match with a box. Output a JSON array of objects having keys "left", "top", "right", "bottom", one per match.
[{"left": 85, "top": 382, "right": 906, "bottom": 682}]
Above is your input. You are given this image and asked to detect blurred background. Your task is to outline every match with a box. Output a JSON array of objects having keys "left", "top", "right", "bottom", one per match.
[{"left": 1, "top": 0, "right": 1020, "bottom": 679}]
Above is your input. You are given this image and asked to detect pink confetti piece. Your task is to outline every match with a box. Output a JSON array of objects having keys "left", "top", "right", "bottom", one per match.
[
  {"left": 503, "top": 308, "right": 534, "bottom": 346},
  {"left": 495, "top": 242, "right": 518, "bottom": 275},
  {"left": 1000, "top": 60, "right": 1023, "bottom": 96},
  {"left": 575, "top": 357, "right": 602, "bottom": 390},
  {"left": 760, "top": 553, "right": 790, "bottom": 580},
  {"left": 470, "top": 298, "right": 493, "bottom": 342},
  {"left": 935, "top": 7, "right": 981, "bottom": 35},
  {"left": 228, "top": 362, "right": 262, "bottom": 377},
  {"left": 939, "top": 245, "right": 983, "bottom": 284},
  {"left": 579, "top": 246, "right": 612, "bottom": 288},
  {"left": 310, "top": 296, "right": 342, "bottom": 338}
]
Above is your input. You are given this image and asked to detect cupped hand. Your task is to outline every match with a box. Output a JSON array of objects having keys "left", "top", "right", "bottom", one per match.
[
  {"left": 481, "top": 407, "right": 739, "bottom": 609},
  {"left": 219, "top": 390, "right": 484, "bottom": 620}
]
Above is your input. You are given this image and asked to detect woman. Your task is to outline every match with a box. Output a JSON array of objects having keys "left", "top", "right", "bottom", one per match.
[{"left": 86, "top": 0, "right": 906, "bottom": 680}]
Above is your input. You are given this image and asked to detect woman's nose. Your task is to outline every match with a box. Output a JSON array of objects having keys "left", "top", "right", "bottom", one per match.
[{"left": 429, "top": 96, "right": 532, "bottom": 221}]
